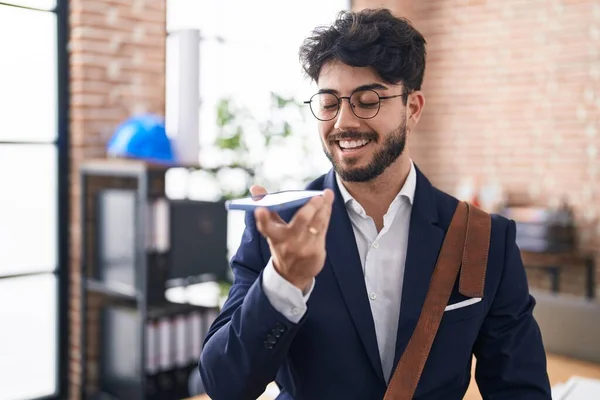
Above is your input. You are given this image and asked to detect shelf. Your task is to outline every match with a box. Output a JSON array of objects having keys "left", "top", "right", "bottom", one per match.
[
  {"left": 80, "top": 158, "right": 203, "bottom": 177},
  {"left": 86, "top": 279, "right": 139, "bottom": 304},
  {"left": 79, "top": 161, "right": 228, "bottom": 400}
]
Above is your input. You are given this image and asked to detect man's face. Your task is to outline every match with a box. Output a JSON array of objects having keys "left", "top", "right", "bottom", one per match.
[{"left": 315, "top": 60, "right": 408, "bottom": 183}]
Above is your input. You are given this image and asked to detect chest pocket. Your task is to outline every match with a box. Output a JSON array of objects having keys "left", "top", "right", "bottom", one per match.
[{"left": 442, "top": 298, "right": 484, "bottom": 324}]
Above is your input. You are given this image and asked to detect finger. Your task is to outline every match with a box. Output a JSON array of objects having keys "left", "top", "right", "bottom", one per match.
[
  {"left": 270, "top": 210, "right": 287, "bottom": 226},
  {"left": 255, "top": 207, "right": 287, "bottom": 242},
  {"left": 322, "top": 189, "right": 335, "bottom": 206},
  {"left": 308, "top": 190, "right": 335, "bottom": 238},
  {"left": 288, "top": 195, "right": 325, "bottom": 233},
  {"left": 250, "top": 185, "right": 268, "bottom": 199}
]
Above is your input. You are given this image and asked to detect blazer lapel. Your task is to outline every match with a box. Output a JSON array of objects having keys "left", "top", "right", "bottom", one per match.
[
  {"left": 323, "top": 170, "right": 386, "bottom": 383},
  {"left": 393, "top": 168, "right": 445, "bottom": 368}
]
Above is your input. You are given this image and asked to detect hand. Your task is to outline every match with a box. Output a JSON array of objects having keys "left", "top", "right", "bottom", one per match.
[{"left": 251, "top": 185, "right": 335, "bottom": 292}]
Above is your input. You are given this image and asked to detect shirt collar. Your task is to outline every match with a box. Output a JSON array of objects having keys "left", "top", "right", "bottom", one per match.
[{"left": 335, "top": 160, "right": 417, "bottom": 207}]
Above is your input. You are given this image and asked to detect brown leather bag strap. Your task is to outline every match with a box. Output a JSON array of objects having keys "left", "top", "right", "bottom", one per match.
[
  {"left": 383, "top": 201, "right": 491, "bottom": 400},
  {"left": 459, "top": 204, "right": 492, "bottom": 298}
]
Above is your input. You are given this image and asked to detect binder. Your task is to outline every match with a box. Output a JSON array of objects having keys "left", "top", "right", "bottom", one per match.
[
  {"left": 145, "top": 319, "right": 159, "bottom": 399},
  {"left": 157, "top": 316, "right": 174, "bottom": 396},
  {"left": 173, "top": 313, "right": 190, "bottom": 398},
  {"left": 189, "top": 310, "right": 203, "bottom": 362}
]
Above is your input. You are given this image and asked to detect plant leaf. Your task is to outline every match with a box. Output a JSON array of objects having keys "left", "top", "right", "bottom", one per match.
[
  {"left": 216, "top": 99, "right": 235, "bottom": 127},
  {"left": 215, "top": 130, "right": 242, "bottom": 150},
  {"left": 282, "top": 122, "right": 292, "bottom": 137}
]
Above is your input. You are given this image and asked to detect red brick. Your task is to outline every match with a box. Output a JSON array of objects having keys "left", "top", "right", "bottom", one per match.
[
  {"left": 355, "top": 0, "right": 600, "bottom": 297},
  {"left": 68, "top": 1, "right": 166, "bottom": 397}
]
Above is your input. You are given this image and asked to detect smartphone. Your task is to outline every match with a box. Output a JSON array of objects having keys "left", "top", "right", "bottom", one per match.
[{"left": 225, "top": 190, "right": 325, "bottom": 212}]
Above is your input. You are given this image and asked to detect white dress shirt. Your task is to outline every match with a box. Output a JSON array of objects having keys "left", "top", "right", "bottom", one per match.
[{"left": 262, "top": 161, "right": 416, "bottom": 381}]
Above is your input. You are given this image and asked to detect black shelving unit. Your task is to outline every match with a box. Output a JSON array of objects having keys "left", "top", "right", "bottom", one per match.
[{"left": 79, "top": 159, "right": 226, "bottom": 400}]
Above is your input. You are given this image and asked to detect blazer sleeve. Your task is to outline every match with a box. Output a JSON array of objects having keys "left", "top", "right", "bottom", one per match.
[
  {"left": 473, "top": 219, "right": 552, "bottom": 399},
  {"left": 198, "top": 210, "right": 307, "bottom": 400}
]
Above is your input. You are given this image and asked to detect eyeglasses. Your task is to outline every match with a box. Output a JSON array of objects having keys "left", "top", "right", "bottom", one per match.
[{"left": 303, "top": 89, "right": 404, "bottom": 121}]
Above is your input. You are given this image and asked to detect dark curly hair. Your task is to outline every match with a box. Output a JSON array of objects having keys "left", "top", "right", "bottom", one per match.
[{"left": 299, "top": 8, "right": 426, "bottom": 95}]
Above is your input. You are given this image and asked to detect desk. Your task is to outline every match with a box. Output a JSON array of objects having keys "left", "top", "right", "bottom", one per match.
[
  {"left": 464, "top": 353, "right": 600, "bottom": 399},
  {"left": 191, "top": 353, "right": 600, "bottom": 400},
  {"left": 521, "top": 251, "right": 596, "bottom": 299}
]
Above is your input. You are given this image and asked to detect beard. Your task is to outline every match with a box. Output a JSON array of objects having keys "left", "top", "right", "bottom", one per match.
[{"left": 322, "top": 119, "right": 407, "bottom": 183}]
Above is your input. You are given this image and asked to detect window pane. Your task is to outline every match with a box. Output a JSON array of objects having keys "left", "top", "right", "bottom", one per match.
[
  {"left": 0, "top": 273, "right": 57, "bottom": 399},
  {"left": 1, "top": 0, "right": 56, "bottom": 10},
  {"left": 0, "top": 6, "right": 57, "bottom": 142},
  {"left": 0, "top": 145, "right": 57, "bottom": 276}
]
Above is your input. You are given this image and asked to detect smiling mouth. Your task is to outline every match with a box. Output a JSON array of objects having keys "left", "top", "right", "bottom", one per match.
[{"left": 338, "top": 139, "right": 371, "bottom": 151}]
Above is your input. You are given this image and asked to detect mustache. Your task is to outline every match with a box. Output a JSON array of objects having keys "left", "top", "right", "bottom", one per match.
[{"left": 327, "top": 131, "right": 378, "bottom": 144}]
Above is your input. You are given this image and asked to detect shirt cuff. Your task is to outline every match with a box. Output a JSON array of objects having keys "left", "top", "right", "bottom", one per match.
[{"left": 262, "top": 258, "right": 315, "bottom": 323}]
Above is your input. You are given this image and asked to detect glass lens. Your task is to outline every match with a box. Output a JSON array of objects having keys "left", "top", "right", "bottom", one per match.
[
  {"left": 310, "top": 93, "right": 339, "bottom": 121},
  {"left": 350, "top": 90, "right": 380, "bottom": 118}
]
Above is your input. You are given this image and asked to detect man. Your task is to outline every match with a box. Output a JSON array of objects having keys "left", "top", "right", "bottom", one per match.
[{"left": 199, "top": 8, "right": 551, "bottom": 400}]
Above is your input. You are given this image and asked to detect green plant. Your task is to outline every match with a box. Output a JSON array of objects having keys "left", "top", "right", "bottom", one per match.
[{"left": 210, "top": 91, "right": 319, "bottom": 199}]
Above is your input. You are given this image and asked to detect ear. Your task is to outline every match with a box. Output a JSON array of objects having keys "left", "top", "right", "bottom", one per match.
[{"left": 406, "top": 90, "right": 425, "bottom": 131}]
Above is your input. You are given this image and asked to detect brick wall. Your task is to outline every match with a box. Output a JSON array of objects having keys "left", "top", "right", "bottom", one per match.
[
  {"left": 353, "top": 0, "right": 600, "bottom": 298},
  {"left": 69, "top": 0, "right": 167, "bottom": 398}
]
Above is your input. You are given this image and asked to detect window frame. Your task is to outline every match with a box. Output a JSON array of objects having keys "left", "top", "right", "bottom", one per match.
[{"left": 0, "top": 1, "right": 70, "bottom": 399}]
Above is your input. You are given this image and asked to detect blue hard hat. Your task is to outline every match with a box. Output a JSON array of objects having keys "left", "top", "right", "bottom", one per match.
[{"left": 107, "top": 114, "right": 177, "bottom": 164}]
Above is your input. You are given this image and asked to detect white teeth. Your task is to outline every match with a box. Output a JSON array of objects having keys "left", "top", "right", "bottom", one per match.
[{"left": 339, "top": 139, "right": 370, "bottom": 149}]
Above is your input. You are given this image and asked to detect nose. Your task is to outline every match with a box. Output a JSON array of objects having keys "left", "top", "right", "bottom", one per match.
[{"left": 334, "top": 100, "right": 361, "bottom": 131}]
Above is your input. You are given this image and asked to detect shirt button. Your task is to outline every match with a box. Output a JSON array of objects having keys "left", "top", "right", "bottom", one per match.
[
  {"left": 372, "top": 241, "right": 379, "bottom": 249},
  {"left": 369, "top": 293, "right": 377, "bottom": 300},
  {"left": 291, "top": 308, "right": 301, "bottom": 315}
]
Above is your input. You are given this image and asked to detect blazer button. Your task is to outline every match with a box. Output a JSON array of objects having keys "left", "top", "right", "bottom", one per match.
[
  {"left": 266, "top": 335, "right": 277, "bottom": 345},
  {"left": 264, "top": 341, "right": 274, "bottom": 349}
]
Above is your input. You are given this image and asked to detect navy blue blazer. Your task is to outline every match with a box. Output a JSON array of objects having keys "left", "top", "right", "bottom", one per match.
[{"left": 198, "top": 166, "right": 552, "bottom": 400}]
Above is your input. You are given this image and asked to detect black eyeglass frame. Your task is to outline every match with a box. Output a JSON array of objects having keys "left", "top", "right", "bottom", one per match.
[{"left": 303, "top": 89, "right": 407, "bottom": 121}]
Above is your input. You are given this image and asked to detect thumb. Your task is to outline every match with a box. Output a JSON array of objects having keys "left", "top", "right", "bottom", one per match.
[{"left": 250, "top": 185, "right": 268, "bottom": 199}]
